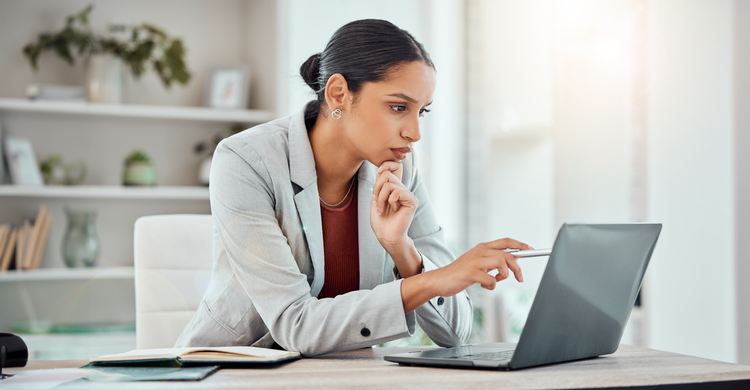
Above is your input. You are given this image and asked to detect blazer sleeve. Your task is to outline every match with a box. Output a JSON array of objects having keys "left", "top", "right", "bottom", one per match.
[
  {"left": 404, "top": 157, "right": 474, "bottom": 347},
  {"left": 209, "top": 140, "right": 416, "bottom": 356}
]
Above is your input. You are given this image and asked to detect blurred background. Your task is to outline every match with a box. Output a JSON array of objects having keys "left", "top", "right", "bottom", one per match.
[{"left": 0, "top": 0, "right": 748, "bottom": 365}]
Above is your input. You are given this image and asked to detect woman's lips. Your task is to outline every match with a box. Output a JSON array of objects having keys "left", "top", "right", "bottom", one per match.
[{"left": 391, "top": 148, "right": 411, "bottom": 160}]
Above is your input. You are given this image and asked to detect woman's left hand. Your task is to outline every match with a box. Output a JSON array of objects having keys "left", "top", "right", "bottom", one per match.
[{"left": 370, "top": 161, "right": 418, "bottom": 254}]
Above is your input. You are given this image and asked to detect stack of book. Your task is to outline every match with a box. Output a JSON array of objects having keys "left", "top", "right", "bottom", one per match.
[{"left": 0, "top": 204, "right": 52, "bottom": 272}]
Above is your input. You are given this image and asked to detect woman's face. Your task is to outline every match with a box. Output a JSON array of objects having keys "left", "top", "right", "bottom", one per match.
[{"left": 343, "top": 61, "right": 436, "bottom": 167}]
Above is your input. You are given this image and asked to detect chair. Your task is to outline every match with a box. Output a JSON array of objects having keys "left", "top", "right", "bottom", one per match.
[{"left": 133, "top": 214, "right": 213, "bottom": 349}]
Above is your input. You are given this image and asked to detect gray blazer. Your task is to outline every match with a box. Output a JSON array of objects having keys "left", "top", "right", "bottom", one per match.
[{"left": 175, "top": 103, "right": 473, "bottom": 356}]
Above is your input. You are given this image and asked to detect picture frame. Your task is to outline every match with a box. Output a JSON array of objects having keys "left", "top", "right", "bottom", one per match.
[
  {"left": 4, "top": 136, "right": 44, "bottom": 186},
  {"left": 205, "top": 66, "right": 250, "bottom": 109}
]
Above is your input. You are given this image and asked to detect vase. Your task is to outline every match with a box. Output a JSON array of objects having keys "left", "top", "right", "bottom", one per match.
[
  {"left": 85, "top": 54, "right": 123, "bottom": 104},
  {"left": 62, "top": 207, "right": 100, "bottom": 268}
]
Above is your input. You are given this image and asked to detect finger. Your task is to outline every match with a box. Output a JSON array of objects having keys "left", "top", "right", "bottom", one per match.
[
  {"left": 372, "top": 169, "right": 391, "bottom": 199},
  {"left": 376, "top": 173, "right": 406, "bottom": 213},
  {"left": 388, "top": 188, "right": 402, "bottom": 213},
  {"left": 372, "top": 170, "right": 401, "bottom": 201},
  {"left": 505, "top": 255, "right": 524, "bottom": 283},
  {"left": 377, "top": 182, "right": 397, "bottom": 214},
  {"left": 377, "top": 161, "right": 403, "bottom": 181},
  {"left": 476, "top": 250, "right": 521, "bottom": 283},
  {"left": 494, "top": 260, "right": 510, "bottom": 281},
  {"left": 484, "top": 238, "right": 532, "bottom": 251},
  {"left": 478, "top": 271, "right": 497, "bottom": 290},
  {"left": 370, "top": 196, "right": 380, "bottom": 218}
]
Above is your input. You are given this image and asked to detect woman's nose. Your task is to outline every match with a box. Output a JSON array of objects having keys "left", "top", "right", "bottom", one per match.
[{"left": 402, "top": 114, "right": 422, "bottom": 143}]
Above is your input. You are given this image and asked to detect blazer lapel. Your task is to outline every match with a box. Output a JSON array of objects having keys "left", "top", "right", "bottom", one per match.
[
  {"left": 294, "top": 187, "right": 325, "bottom": 297},
  {"left": 289, "top": 104, "right": 325, "bottom": 297},
  {"left": 357, "top": 161, "right": 386, "bottom": 290}
]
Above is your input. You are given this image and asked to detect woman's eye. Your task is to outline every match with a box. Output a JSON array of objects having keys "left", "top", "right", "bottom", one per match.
[
  {"left": 390, "top": 105, "right": 407, "bottom": 113},
  {"left": 419, "top": 108, "right": 431, "bottom": 117}
]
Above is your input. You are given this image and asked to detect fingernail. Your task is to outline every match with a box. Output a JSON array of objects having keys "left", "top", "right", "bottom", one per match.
[{"left": 377, "top": 207, "right": 381, "bottom": 214}]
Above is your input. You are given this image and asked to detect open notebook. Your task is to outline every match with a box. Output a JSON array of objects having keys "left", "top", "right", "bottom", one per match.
[{"left": 91, "top": 346, "right": 301, "bottom": 365}]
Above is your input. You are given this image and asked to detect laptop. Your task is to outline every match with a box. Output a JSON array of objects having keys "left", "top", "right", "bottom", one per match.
[{"left": 384, "top": 223, "right": 662, "bottom": 370}]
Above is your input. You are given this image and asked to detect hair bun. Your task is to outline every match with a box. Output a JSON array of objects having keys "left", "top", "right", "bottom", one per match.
[{"left": 300, "top": 53, "right": 322, "bottom": 91}]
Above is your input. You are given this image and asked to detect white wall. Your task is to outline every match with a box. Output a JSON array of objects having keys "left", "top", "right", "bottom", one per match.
[
  {"left": 736, "top": 0, "right": 750, "bottom": 366},
  {"left": 244, "top": 0, "right": 278, "bottom": 112},
  {"left": 423, "top": 0, "right": 468, "bottom": 253},
  {"left": 466, "top": 0, "right": 557, "bottom": 343},
  {"left": 553, "top": 0, "right": 634, "bottom": 227},
  {"left": 276, "top": 0, "right": 429, "bottom": 117},
  {"left": 646, "top": 0, "right": 736, "bottom": 362},
  {"left": 467, "top": 0, "right": 639, "bottom": 342}
]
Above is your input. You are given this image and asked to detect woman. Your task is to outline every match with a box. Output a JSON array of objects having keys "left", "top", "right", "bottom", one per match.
[{"left": 176, "top": 19, "right": 530, "bottom": 356}]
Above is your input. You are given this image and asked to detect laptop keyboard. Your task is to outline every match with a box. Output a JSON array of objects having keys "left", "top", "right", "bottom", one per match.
[{"left": 448, "top": 350, "right": 515, "bottom": 361}]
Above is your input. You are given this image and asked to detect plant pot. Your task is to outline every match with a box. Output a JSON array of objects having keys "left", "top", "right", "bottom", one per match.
[
  {"left": 123, "top": 162, "right": 156, "bottom": 186},
  {"left": 86, "top": 54, "right": 123, "bottom": 103}
]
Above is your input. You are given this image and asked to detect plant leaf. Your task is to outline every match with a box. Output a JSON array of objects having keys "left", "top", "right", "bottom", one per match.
[
  {"left": 141, "top": 23, "right": 166, "bottom": 40},
  {"left": 77, "top": 4, "right": 93, "bottom": 26}
]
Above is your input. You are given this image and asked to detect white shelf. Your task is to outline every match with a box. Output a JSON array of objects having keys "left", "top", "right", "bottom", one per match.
[
  {"left": 0, "top": 185, "right": 209, "bottom": 200},
  {"left": 0, "top": 98, "right": 276, "bottom": 123},
  {"left": 0, "top": 266, "right": 134, "bottom": 282}
]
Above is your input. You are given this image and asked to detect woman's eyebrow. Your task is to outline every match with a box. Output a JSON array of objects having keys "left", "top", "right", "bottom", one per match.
[
  {"left": 387, "top": 93, "right": 417, "bottom": 103},
  {"left": 387, "top": 93, "right": 432, "bottom": 107}
]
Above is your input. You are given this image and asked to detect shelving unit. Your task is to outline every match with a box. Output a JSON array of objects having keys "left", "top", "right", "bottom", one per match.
[
  {"left": 0, "top": 96, "right": 274, "bottom": 335},
  {"left": 0, "top": 266, "right": 134, "bottom": 282},
  {"left": 0, "top": 98, "right": 275, "bottom": 124},
  {"left": 0, "top": 185, "right": 209, "bottom": 200}
]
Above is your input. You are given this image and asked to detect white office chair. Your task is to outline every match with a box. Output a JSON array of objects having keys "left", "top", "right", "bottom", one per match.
[{"left": 133, "top": 214, "right": 213, "bottom": 349}]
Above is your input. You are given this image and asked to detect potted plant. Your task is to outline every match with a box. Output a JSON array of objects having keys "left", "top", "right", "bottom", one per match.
[
  {"left": 23, "top": 4, "right": 191, "bottom": 103},
  {"left": 123, "top": 150, "right": 157, "bottom": 186},
  {"left": 193, "top": 124, "right": 244, "bottom": 186}
]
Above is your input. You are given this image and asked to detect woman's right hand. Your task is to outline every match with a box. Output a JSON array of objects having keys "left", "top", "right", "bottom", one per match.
[
  {"left": 400, "top": 238, "right": 532, "bottom": 314},
  {"left": 430, "top": 238, "right": 532, "bottom": 297}
]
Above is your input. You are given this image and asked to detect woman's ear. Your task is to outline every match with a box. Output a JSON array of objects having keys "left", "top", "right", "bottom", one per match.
[{"left": 324, "top": 73, "right": 350, "bottom": 112}]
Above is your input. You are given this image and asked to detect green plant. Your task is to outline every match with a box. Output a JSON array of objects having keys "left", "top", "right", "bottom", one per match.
[
  {"left": 124, "top": 150, "right": 153, "bottom": 166},
  {"left": 23, "top": 5, "right": 190, "bottom": 88},
  {"left": 40, "top": 154, "right": 87, "bottom": 185}
]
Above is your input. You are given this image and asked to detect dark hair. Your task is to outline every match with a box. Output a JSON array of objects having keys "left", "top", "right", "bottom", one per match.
[{"left": 299, "top": 19, "right": 434, "bottom": 117}]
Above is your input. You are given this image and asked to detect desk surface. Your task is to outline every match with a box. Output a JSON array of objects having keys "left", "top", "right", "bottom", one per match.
[{"left": 5, "top": 345, "right": 750, "bottom": 389}]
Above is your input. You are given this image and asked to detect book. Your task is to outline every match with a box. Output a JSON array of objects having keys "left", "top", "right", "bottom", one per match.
[
  {"left": 0, "top": 228, "right": 17, "bottom": 272},
  {"left": 0, "top": 224, "right": 9, "bottom": 264},
  {"left": 24, "top": 204, "right": 50, "bottom": 269},
  {"left": 24, "top": 208, "right": 40, "bottom": 269},
  {"left": 90, "top": 347, "right": 301, "bottom": 366},
  {"left": 29, "top": 206, "right": 52, "bottom": 269},
  {"left": 80, "top": 363, "right": 220, "bottom": 382},
  {"left": 15, "top": 221, "right": 28, "bottom": 270}
]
